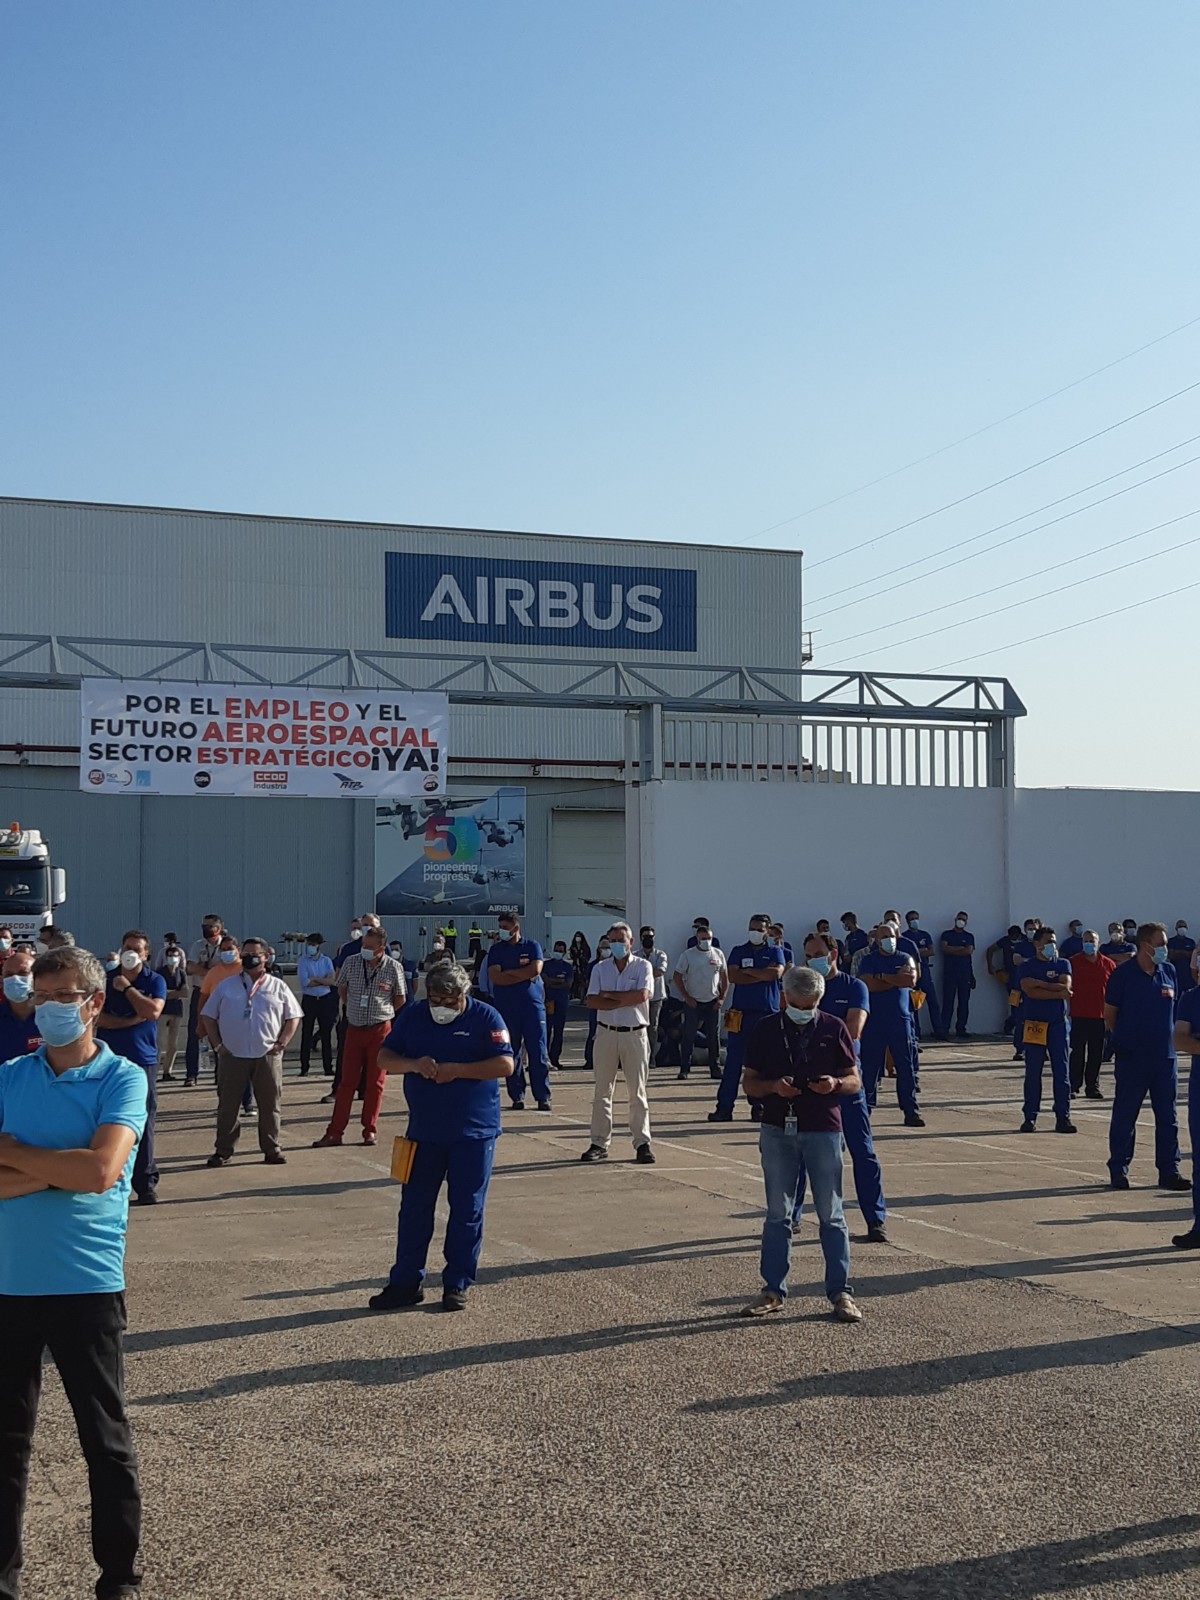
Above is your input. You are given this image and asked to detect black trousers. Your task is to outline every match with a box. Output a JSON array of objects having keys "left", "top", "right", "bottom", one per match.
[
  {"left": 183, "top": 986, "right": 203, "bottom": 1082},
  {"left": 299, "top": 993, "right": 338, "bottom": 1075},
  {"left": 0, "top": 1292, "right": 141, "bottom": 1600},
  {"left": 1069, "top": 1016, "right": 1105, "bottom": 1093}
]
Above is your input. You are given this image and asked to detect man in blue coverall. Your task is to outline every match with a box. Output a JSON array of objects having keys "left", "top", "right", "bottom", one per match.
[
  {"left": 1169, "top": 986, "right": 1200, "bottom": 1250},
  {"left": 708, "top": 914, "right": 784, "bottom": 1122},
  {"left": 840, "top": 913, "right": 870, "bottom": 972},
  {"left": 1104, "top": 921, "right": 1191, "bottom": 1192},
  {"left": 542, "top": 940, "right": 573, "bottom": 1067},
  {"left": 904, "top": 910, "right": 943, "bottom": 1041},
  {"left": 859, "top": 924, "right": 924, "bottom": 1128},
  {"left": 1017, "top": 926, "right": 1077, "bottom": 1135},
  {"left": 486, "top": 911, "right": 550, "bottom": 1112},
  {"left": 939, "top": 911, "right": 976, "bottom": 1038},
  {"left": 369, "top": 962, "right": 514, "bottom": 1312},
  {"left": 794, "top": 932, "right": 888, "bottom": 1243},
  {"left": 97, "top": 931, "right": 166, "bottom": 1205}
]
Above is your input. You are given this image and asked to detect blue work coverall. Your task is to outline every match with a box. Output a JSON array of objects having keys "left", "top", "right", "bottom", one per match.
[
  {"left": 1105, "top": 957, "right": 1182, "bottom": 1183},
  {"left": 715, "top": 941, "right": 783, "bottom": 1115},
  {"left": 486, "top": 937, "right": 550, "bottom": 1106},
  {"left": 1018, "top": 956, "right": 1072, "bottom": 1123},
  {"left": 859, "top": 949, "right": 920, "bottom": 1119}
]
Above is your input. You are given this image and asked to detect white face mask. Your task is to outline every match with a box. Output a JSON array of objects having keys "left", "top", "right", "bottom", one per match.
[
  {"left": 428, "top": 1004, "right": 459, "bottom": 1025},
  {"left": 697, "top": 939, "right": 712, "bottom": 951},
  {"left": 747, "top": 930, "right": 765, "bottom": 945},
  {"left": 955, "top": 918, "right": 968, "bottom": 929},
  {"left": 119, "top": 950, "right": 141, "bottom": 970}
]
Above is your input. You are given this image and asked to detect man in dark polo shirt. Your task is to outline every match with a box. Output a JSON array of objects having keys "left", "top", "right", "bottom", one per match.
[
  {"left": 739, "top": 965, "right": 863, "bottom": 1324},
  {"left": 1104, "top": 921, "right": 1190, "bottom": 1193}
]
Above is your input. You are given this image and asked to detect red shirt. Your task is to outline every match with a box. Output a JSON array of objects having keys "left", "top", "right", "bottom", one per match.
[{"left": 1069, "top": 952, "right": 1115, "bottom": 1020}]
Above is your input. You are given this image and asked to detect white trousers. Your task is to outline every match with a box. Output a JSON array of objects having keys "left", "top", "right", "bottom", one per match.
[{"left": 590, "top": 1025, "right": 652, "bottom": 1150}]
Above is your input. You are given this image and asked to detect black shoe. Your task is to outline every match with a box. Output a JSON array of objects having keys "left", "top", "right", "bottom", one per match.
[
  {"left": 1159, "top": 1173, "right": 1192, "bottom": 1191},
  {"left": 866, "top": 1224, "right": 889, "bottom": 1244},
  {"left": 368, "top": 1282, "right": 424, "bottom": 1311},
  {"left": 442, "top": 1289, "right": 468, "bottom": 1312},
  {"left": 708, "top": 1069, "right": 722, "bottom": 1080},
  {"left": 509, "top": 1100, "right": 526, "bottom": 1111},
  {"left": 320, "top": 1092, "right": 335, "bottom": 1103},
  {"left": 1055, "top": 1118, "right": 1078, "bottom": 1134},
  {"left": 749, "top": 1104, "right": 764, "bottom": 1123},
  {"left": 904, "top": 1114, "right": 926, "bottom": 1128},
  {"left": 1019, "top": 1120, "right": 1036, "bottom": 1133},
  {"left": 205, "top": 1153, "right": 230, "bottom": 1168},
  {"left": 134, "top": 1189, "right": 159, "bottom": 1205},
  {"left": 1110, "top": 1173, "right": 1130, "bottom": 1190},
  {"left": 635, "top": 1143, "right": 656, "bottom": 1165},
  {"left": 264, "top": 1151, "right": 288, "bottom": 1164},
  {"left": 1012, "top": 1051, "right": 1024, "bottom": 1062},
  {"left": 707, "top": 1109, "right": 733, "bottom": 1122},
  {"left": 1085, "top": 1088, "right": 1104, "bottom": 1099},
  {"left": 580, "top": 1144, "right": 608, "bottom": 1162},
  {"left": 299, "top": 1066, "right": 310, "bottom": 1077},
  {"left": 676, "top": 1071, "right": 690, "bottom": 1081},
  {"left": 1172, "top": 1229, "right": 1200, "bottom": 1249},
  {"left": 536, "top": 1100, "right": 552, "bottom": 1112}
]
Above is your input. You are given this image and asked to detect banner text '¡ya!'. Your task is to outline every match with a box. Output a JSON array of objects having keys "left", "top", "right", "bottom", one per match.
[{"left": 121, "top": 693, "right": 425, "bottom": 724}]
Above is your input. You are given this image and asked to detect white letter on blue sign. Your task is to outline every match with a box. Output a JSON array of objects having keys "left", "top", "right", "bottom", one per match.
[
  {"left": 582, "top": 582, "right": 622, "bottom": 630},
  {"left": 421, "top": 575, "right": 475, "bottom": 624},
  {"left": 538, "top": 581, "right": 580, "bottom": 628},
  {"left": 625, "top": 585, "right": 664, "bottom": 633}
]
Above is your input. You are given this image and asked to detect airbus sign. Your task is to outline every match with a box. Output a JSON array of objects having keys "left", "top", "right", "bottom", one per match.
[{"left": 385, "top": 553, "right": 697, "bottom": 652}]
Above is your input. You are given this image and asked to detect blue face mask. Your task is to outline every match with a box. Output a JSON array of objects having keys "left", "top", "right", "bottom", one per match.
[
  {"left": 3, "top": 974, "right": 32, "bottom": 1002},
  {"left": 1041, "top": 943, "right": 1058, "bottom": 962},
  {"left": 35, "top": 999, "right": 88, "bottom": 1048},
  {"left": 880, "top": 937, "right": 896, "bottom": 955},
  {"left": 786, "top": 1005, "right": 816, "bottom": 1025},
  {"left": 807, "top": 955, "right": 830, "bottom": 976},
  {"left": 220, "top": 950, "right": 238, "bottom": 965},
  {"left": 1083, "top": 942, "right": 1097, "bottom": 956},
  {"left": 1151, "top": 946, "right": 1168, "bottom": 966},
  {"left": 306, "top": 945, "right": 319, "bottom": 956},
  {"left": 608, "top": 941, "right": 628, "bottom": 959}
]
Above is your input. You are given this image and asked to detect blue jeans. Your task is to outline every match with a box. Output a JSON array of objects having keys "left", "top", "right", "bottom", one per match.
[
  {"left": 758, "top": 1124, "right": 850, "bottom": 1303},
  {"left": 1023, "top": 1019, "right": 1072, "bottom": 1122},
  {"left": 389, "top": 1137, "right": 497, "bottom": 1294},
  {"left": 1108, "top": 1053, "right": 1181, "bottom": 1180},
  {"left": 792, "top": 1088, "right": 885, "bottom": 1229}
]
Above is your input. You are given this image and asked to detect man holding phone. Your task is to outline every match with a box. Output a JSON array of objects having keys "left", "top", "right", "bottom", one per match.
[{"left": 740, "top": 964, "right": 863, "bottom": 1324}]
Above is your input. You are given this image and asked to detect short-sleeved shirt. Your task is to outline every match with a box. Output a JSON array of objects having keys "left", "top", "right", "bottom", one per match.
[
  {"left": 1105, "top": 957, "right": 1177, "bottom": 1059},
  {"left": 768, "top": 941, "right": 795, "bottom": 968},
  {"left": 844, "top": 929, "right": 870, "bottom": 960},
  {"left": 1018, "top": 957, "right": 1071, "bottom": 1023},
  {"left": 0, "top": 1043, "right": 148, "bottom": 1295},
  {"left": 859, "top": 949, "right": 914, "bottom": 1020},
  {"left": 673, "top": 945, "right": 727, "bottom": 1002},
  {"left": 156, "top": 960, "right": 189, "bottom": 1016},
  {"left": 202, "top": 971, "right": 302, "bottom": 1059},
  {"left": 298, "top": 953, "right": 336, "bottom": 997},
  {"left": 687, "top": 933, "right": 722, "bottom": 949},
  {"left": 642, "top": 946, "right": 670, "bottom": 1000},
  {"left": 339, "top": 952, "right": 406, "bottom": 1026},
  {"left": 333, "top": 936, "right": 363, "bottom": 973},
  {"left": 0, "top": 999, "right": 41, "bottom": 1065},
  {"left": 817, "top": 972, "right": 869, "bottom": 1047},
  {"left": 187, "top": 935, "right": 224, "bottom": 990},
  {"left": 906, "top": 927, "right": 935, "bottom": 969},
  {"left": 541, "top": 957, "right": 573, "bottom": 991},
  {"left": 727, "top": 941, "right": 783, "bottom": 1015},
  {"left": 98, "top": 965, "right": 168, "bottom": 1069},
  {"left": 1100, "top": 940, "right": 1136, "bottom": 961},
  {"left": 587, "top": 955, "right": 653, "bottom": 1028},
  {"left": 1059, "top": 935, "right": 1085, "bottom": 959},
  {"left": 940, "top": 929, "right": 976, "bottom": 973},
  {"left": 1069, "top": 953, "right": 1115, "bottom": 1020},
  {"left": 744, "top": 1011, "right": 858, "bottom": 1132},
  {"left": 385, "top": 998, "right": 513, "bottom": 1143},
  {"left": 1174, "top": 985, "right": 1200, "bottom": 1051},
  {"left": 486, "top": 938, "right": 545, "bottom": 1006}
]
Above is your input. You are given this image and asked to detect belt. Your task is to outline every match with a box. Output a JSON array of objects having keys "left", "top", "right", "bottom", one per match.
[{"left": 599, "top": 1023, "right": 647, "bottom": 1032}]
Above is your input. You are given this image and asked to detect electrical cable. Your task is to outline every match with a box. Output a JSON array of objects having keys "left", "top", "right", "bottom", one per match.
[{"left": 747, "top": 311, "right": 1200, "bottom": 540}]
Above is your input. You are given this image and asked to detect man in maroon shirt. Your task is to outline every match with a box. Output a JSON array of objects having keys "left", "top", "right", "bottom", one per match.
[{"left": 1069, "top": 930, "right": 1115, "bottom": 1099}]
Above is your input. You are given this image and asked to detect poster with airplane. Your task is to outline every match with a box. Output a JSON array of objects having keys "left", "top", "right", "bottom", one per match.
[{"left": 374, "top": 786, "right": 526, "bottom": 916}]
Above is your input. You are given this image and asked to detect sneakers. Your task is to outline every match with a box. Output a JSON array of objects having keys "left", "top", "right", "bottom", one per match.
[
  {"left": 832, "top": 1292, "right": 863, "bottom": 1324},
  {"left": 509, "top": 1100, "right": 527, "bottom": 1111},
  {"left": 311, "top": 1134, "right": 342, "bottom": 1148},
  {"left": 1019, "top": 1119, "right": 1037, "bottom": 1133},
  {"left": 635, "top": 1143, "right": 656, "bottom": 1165},
  {"left": 579, "top": 1144, "right": 608, "bottom": 1163},
  {"left": 264, "top": 1151, "right": 287, "bottom": 1164},
  {"left": 1172, "top": 1229, "right": 1200, "bottom": 1250},
  {"left": 320, "top": 1091, "right": 335, "bottom": 1104},
  {"left": 1110, "top": 1173, "right": 1131, "bottom": 1190},
  {"left": 866, "top": 1223, "right": 889, "bottom": 1244},
  {"left": 1054, "top": 1118, "right": 1078, "bottom": 1134},
  {"left": 904, "top": 1113, "right": 926, "bottom": 1128},
  {"left": 205, "top": 1153, "right": 230, "bottom": 1168},
  {"left": 368, "top": 1282, "right": 424, "bottom": 1312},
  {"left": 536, "top": 1101, "right": 552, "bottom": 1113},
  {"left": 739, "top": 1291, "right": 783, "bottom": 1317},
  {"left": 1160, "top": 1173, "right": 1192, "bottom": 1191},
  {"left": 442, "top": 1289, "right": 468, "bottom": 1312},
  {"left": 707, "top": 1109, "right": 733, "bottom": 1122},
  {"left": 1085, "top": 1088, "right": 1105, "bottom": 1099},
  {"left": 362, "top": 1131, "right": 377, "bottom": 1146}
]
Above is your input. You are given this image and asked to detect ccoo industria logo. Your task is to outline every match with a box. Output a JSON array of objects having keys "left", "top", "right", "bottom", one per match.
[{"left": 385, "top": 553, "right": 697, "bottom": 652}]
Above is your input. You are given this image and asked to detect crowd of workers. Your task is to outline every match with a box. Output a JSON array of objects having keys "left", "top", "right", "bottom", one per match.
[{"left": 0, "top": 901, "right": 1197, "bottom": 1599}]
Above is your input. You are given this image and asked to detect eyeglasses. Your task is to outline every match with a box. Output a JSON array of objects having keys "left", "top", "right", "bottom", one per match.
[{"left": 32, "top": 989, "right": 90, "bottom": 1003}]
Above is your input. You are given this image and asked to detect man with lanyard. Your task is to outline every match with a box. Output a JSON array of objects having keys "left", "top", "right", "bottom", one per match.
[
  {"left": 1017, "top": 926, "right": 1076, "bottom": 1135},
  {"left": 0, "top": 945, "right": 39, "bottom": 1066},
  {"left": 202, "top": 937, "right": 301, "bottom": 1167},
  {"left": 369, "top": 963, "right": 514, "bottom": 1312},
  {"left": 708, "top": 913, "right": 784, "bottom": 1123},
  {"left": 542, "top": 939, "right": 574, "bottom": 1068},
  {"left": 796, "top": 933, "right": 888, "bottom": 1244},
  {"left": 314, "top": 928, "right": 406, "bottom": 1148},
  {"left": 0, "top": 942, "right": 148, "bottom": 1600},
  {"left": 903, "top": 910, "right": 943, "bottom": 1042},
  {"left": 938, "top": 911, "right": 976, "bottom": 1038},
  {"left": 486, "top": 912, "right": 551, "bottom": 1113},
  {"left": 739, "top": 964, "right": 863, "bottom": 1324},
  {"left": 580, "top": 921, "right": 655, "bottom": 1164},
  {"left": 98, "top": 931, "right": 166, "bottom": 1206},
  {"left": 1168, "top": 920, "right": 1196, "bottom": 994},
  {"left": 184, "top": 913, "right": 223, "bottom": 1085},
  {"left": 1104, "top": 921, "right": 1191, "bottom": 1193},
  {"left": 1169, "top": 982, "right": 1200, "bottom": 1251},
  {"left": 1060, "top": 919, "right": 1086, "bottom": 960},
  {"left": 859, "top": 924, "right": 924, "bottom": 1128}
]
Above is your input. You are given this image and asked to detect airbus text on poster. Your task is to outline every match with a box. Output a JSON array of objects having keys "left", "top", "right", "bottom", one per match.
[
  {"left": 79, "top": 679, "right": 449, "bottom": 799},
  {"left": 375, "top": 787, "right": 525, "bottom": 916}
]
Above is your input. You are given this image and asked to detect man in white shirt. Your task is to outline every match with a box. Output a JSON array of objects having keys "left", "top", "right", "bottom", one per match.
[
  {"left": 201, "top": 937, "right": 302, "bottom": 1167},
  {"left": 673, "top": 935, "right": 729, "bottom": 1080},
  {"left": 580, "top": 921, "right": 655, "bottom": 1165}
]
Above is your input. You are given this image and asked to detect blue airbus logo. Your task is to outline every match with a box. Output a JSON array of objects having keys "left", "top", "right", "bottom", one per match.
[{"left": 385, "top": 553, "right": 697, "bottom": 652}]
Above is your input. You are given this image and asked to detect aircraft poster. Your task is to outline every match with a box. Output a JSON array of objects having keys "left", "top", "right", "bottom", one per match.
[{"left": 374, "top": 786, "right": 525, "bottom": 916}]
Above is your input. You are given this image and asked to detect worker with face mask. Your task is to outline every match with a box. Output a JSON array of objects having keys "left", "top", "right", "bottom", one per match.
[
  {"left": 938, "top": 912, "right": 976, "bottom": 1038},
  {"left": 859, "top": 925, "right": 923, "bottom": 1128}
]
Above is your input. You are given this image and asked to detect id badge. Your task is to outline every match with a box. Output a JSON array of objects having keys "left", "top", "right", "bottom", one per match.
[
  {"left": 784, "top": 1111, "right": 799, "bottom": 1135},
  {"left": 1024, "top": 1019, "right": 1049, "bottom": 1046}
]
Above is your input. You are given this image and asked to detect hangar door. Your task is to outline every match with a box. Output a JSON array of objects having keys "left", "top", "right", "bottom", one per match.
[{"left": 549, "top": 809, "right": 625, "bottom": 950}]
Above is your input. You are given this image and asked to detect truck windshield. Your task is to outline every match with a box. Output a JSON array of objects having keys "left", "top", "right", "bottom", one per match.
[{"left": 0, "top": 861, "right": 49, "bottom": 913}]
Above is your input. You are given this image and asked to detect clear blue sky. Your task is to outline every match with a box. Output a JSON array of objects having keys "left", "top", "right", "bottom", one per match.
[{"left": 3, "top": 1, "right": 1198, "bottom": 788}]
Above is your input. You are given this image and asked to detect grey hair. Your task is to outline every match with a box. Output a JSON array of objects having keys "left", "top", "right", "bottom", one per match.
[
  {"left": 608, "top": 921, "right": 633, "bottom": 940},
  {"left": 32, "top": 944, "right": 106, "bottom": 996},
  {"left": 425, "top": 963, "right": 472, "bottom": 1001},
  {"left": 782, "top": 964, "right": 825, "bottom": 1004}
]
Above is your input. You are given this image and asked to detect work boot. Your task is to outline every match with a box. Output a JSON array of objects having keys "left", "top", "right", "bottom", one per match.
[{"left": 368, "top": 1283, "right": 424, "bottom": 1312}]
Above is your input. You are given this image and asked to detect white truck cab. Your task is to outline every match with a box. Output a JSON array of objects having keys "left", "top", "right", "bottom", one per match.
[{"left": 0, "top": 823, "right": 67, "bottom": 941}]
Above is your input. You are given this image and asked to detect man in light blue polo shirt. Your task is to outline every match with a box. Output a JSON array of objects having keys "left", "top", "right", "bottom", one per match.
[{"left": 0, "top": 943, "right": 147, "bottom": 1600}]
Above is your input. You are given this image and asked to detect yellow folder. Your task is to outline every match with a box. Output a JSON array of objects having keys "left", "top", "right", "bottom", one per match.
[{"left": 390, "top": 1136, "right": 417, "bottom": 1184}]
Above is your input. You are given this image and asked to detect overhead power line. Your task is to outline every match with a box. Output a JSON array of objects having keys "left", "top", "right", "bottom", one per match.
[
  {"left": 749, "top": 310, "right": 1200, "bottom": 539},
  {"left": 806, "top": 441, "right": 1200, "bottom": 626}
]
